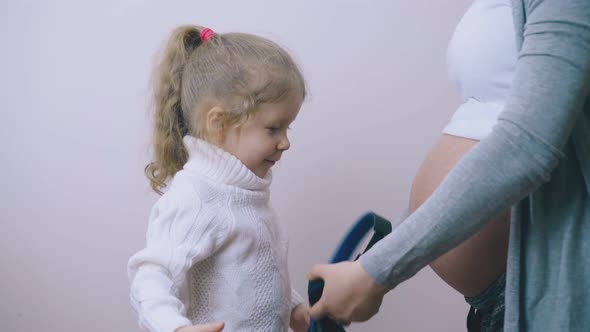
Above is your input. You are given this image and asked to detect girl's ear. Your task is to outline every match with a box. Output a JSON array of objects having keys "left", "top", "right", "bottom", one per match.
[{"left": 205, "top": 106, "right": 227, "bottom": 143}]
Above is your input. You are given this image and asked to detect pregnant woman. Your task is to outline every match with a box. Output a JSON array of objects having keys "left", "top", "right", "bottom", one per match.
[
  {"left": 308, "top": 0, "right": 590, "bottom": 331},
  {"left": 410, "top": 0, "right": 516, "bottom": 329}
]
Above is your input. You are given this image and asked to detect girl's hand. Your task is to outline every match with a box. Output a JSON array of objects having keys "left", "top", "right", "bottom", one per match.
[
  {"left": 290, "top": 304, "right": 310, "bottom": 332},
  {"left": 175, "top": 322, "right": 224, "bottom": 332},
  {"left": 307, "top": 261, "right": 388, "bottom": 322}
]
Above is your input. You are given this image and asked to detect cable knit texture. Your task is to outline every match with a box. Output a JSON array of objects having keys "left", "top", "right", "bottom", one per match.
[{"left": 128, "top": 136, "right": 303, "bottom": 332}]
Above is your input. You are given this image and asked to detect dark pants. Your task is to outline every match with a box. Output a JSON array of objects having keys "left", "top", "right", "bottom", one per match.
[{"left": 465, "top": 273, "right": 506, "bottom": 332}]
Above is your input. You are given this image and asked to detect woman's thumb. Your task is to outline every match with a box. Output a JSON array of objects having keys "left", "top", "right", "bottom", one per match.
[{"left": 309, "top": 298, "right": 328, "bottom": 320}]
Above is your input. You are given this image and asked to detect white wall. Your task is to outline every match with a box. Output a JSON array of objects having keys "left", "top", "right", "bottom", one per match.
[{"left": 1, "top": 0, "right": 472, "bottom": 331}]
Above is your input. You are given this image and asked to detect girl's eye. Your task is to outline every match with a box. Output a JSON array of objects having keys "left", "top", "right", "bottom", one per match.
[{"left": 268, "top": 127, "right": 280, "bottom": 134}]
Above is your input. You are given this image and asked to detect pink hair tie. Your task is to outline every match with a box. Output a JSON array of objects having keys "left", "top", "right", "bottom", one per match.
[{"left": 200, "top": 28, "right": 215, "bottom": 43}]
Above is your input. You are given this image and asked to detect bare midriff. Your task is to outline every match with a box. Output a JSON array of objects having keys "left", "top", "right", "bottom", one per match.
[{"left": 409, "top": 134, "right": 510, "bottom": 297}]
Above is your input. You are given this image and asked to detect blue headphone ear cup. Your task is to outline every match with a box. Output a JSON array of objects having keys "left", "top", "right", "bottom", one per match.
[
  {"left": 309, "top": 317, "right": 346, "bottom": 332},
  {"left": 306, "top": 212, "right": 392, "bottom": 332},
  {"left": 308, "top": 279, "right": 324, "bottom": 307}
]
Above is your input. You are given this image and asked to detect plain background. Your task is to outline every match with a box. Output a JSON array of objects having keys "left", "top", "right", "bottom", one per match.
[{"left": 1, "top": 0, "right": 474, "bottom": 331}]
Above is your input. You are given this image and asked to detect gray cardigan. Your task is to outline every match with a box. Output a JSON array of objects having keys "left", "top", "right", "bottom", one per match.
[{"left": 360, "top": 0, "right": 590, "bottom": 330}]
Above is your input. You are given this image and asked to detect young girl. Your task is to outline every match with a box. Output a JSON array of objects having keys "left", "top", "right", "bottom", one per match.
[{"left": 127, "top": 25, "right": 309, "bottom": 332}]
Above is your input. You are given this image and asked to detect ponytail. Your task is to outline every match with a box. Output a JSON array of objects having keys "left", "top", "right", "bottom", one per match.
[{"left": 145, "top": 26, "right": 202, "bottom": 194}]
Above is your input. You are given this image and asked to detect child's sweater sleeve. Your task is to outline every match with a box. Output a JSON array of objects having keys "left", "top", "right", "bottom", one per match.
[
  {"left": 127, "top": 178, "right": 232, "bottom": 332},
  {"left": 360, "top": 0, "right": 590, "bottom": 290},
  {"left": 291, "top": 288, "right": 305, "bottom": 310}
]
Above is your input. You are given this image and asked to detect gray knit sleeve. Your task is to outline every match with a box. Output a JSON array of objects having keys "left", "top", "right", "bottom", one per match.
[{"left": 360, "top": 0, "right": 590, "bottom": 290}]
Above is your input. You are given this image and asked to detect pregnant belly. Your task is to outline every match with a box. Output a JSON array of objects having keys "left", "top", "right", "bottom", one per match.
[{"left": 409, "top": 134, "right": 510, "bottom": 297}]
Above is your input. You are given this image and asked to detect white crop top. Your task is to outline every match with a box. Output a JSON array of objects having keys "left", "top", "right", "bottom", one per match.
[{"left": 443, "top": 0, "right": 517, "bottom": 140}]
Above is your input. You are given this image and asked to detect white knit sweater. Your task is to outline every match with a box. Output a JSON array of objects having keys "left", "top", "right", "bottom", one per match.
[{"left": 128, "top": 136, "right": 304, "bottom": 332}]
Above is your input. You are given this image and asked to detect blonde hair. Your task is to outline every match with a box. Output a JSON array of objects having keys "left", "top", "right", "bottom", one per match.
[{"left": 145, "top": 25, "right": 306, "bottom": 193}]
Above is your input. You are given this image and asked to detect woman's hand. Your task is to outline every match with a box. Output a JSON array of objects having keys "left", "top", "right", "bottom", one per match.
[
  {"left": 307, "top": 261, "right": 388, "bottom": 322},
  {"left": 290, "top": 303, "right": 311, "bottom": 332},
  {"left": 175, "top": 322, "right": 224, "bottom": 332}
]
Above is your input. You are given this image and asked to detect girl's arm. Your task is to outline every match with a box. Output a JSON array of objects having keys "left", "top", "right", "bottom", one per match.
[
  {"left": 128, "top": 176, "right": 231, "bottom": 332},
  {"left": 291, "top": 288, "right": 305, "bottom": 310}
]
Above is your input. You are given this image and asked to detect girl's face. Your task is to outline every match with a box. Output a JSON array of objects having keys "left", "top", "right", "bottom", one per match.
[{"left": 219, "top": 95, "right": 303, "bottom": 178}]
